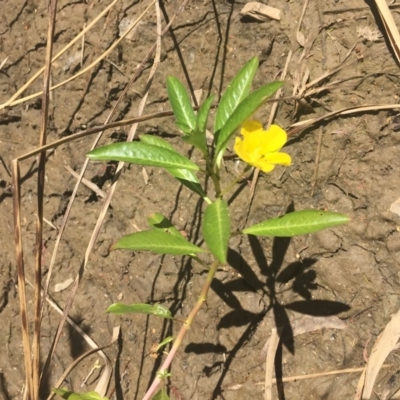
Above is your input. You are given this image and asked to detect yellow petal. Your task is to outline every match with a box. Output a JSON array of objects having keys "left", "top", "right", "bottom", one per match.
[
  {"left": 264, "top": 152, "right": 292, "bottom": 166},
  {"left": 256, "top": 160, "right": 275, "bottom": 173},
  {"left": 241, "top": 120, "right": 263, "bottom": 137},
  {"left": 234, "top": 136, "right": 251, "bottom": 164},
  {"left": 260, "top": 124, "right": 288, "bottom": 153}
]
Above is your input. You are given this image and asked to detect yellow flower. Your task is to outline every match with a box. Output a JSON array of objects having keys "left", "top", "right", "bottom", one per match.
[{"left": 234, "top": 120, "right": 291, "bottom": 173}]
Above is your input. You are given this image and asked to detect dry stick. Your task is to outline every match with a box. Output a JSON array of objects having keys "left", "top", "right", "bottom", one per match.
[
  {"left": 361, "top": 308, "right": 400, "bottom": 399},
  {"left": 354, "top": 367, "right": 367, "bottom": 400},
  {"left": 6, "top": 0, "right": 155, "bottom": 110},
  {"left": 249, "top": 51, "right": 292, "bottom": 200},
  {"left": 15, "top": 90, "right": 397, "bottom": 160},
  {"left": 32, "top": 1, "right": 58, "bottom": 398},
  {"left": 64, "top": 164, "right": 106, "bottom": 198},
  {"left": 292, "top": 41, "right": 357, "bottom": 107},
  {"left": 47, "top": 332, "right": 119, "bottom": 400},
  {"left": 23, "top": 279, "right": 120, "bottom": 400},
  {"left": 297, "top": 0, "right": 309, "bottom": 45},
  {"left": 84, "top": 2, "right": 163, "bottom": 392},
  {"left": 225, "top": 365, "right": 392, "bottom": 391},
  {"left": 39, "top": 0, "right": 156, "bottom": 388},
  {"left": 17, "top": 111, "right": 174, "bottom": 162},
  {"left": 142, "top": 259, "right": 221, "bottom": 400},
  {"left": 16, "top": 97, "right": 290, "bottom": 162},
  {"left": 297, "top": 42, "right": 358, "bottom": 100},
  {"left": 11, "top": 159, "right": 33, "bottom": 400},
  {"left": 316, "top": 0, "right": 327, "bottom": 68},
  {"left": 287, "top": 103, "right": 400, "bottom": 137},
  {"left": 374, "top": 0, "right": 400, "bottom": 65},
  {"left": 38, "top": 0, "right": 188, "bottom": 392},
  {"left": 0, "top": 0, "right": 119, "bottom": 110},
  {"left": 264, "top": 327, "right": 282, "bottom": 400},
  {"left": 81, "top": 22, "right": 85, "bottom": 68}
]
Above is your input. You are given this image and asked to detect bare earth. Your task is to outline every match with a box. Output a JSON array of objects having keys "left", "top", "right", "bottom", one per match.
[{"left": 2, "top": 0, "right": 400, "bottom": 399}]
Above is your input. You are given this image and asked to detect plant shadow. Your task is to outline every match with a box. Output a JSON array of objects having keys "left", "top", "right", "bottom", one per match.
[{"left": 185, "top": 203, "right": 350, "bottom": 398}]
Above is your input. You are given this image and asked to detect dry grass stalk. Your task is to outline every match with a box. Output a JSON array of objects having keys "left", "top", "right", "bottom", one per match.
[
  {"left": 17, "top": 110, "right": 175, "bottom": 162},
  {"left": 287, "top": 103, "right": 400, "bottom": 137},
  {"left": 225, "top": 365, "right": 392, "bottom": 391},
  {"left": 264, "top": 327, "right": 282, "bottom": 400},
  {"left": 0, "top": 0, "right": 119, "bottom": 111},
  {"left": 11, "top": 159, "right": 33, "bottom": 399},
  {"left": 240, "top": 2, "right": 281, "bottom": 21},
  {"left": 9, "top": 0, "right": 175, "bottom": 396},
  {"left": 38, "top": 1, "right": 160, "bottom": 394},
  {"left": 18, "top": 0, "right": 190, "bottom": 396},
  {"left": 5, "top": 0, "right": 156, "bottom": 109},
  {"left": 374, "top": 0, "right": 400, "bottom": 64},
  {"left": 64, "top": 164, "right": 106, "bottom": 198},
  {"left": 32, "top": 1, "right": 58, "bottom": 397},
  {"left": 357, "top": 308, "right": 400, "bottom": 399}
]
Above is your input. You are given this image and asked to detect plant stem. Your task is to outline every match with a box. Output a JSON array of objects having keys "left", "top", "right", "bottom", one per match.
[
  {"left": 208, "top": 165, "right": 222, "bottom": 197},
  {"left": 142, "top": 258, "right": 220, "bottom": 400},
  {"left": 220, "top": 165, "right": 252, "bottom": 197}
]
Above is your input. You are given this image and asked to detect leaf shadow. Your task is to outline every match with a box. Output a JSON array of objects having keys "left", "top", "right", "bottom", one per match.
[{"left": 188, "top": 202, "right": 350, "bottom": 398}]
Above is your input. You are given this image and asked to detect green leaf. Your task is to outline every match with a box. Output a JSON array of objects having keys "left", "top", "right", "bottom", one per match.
[
  {"left": 53, "top": 389, "right": 109, "bottom": 400},
  {"left": 182, "top": 130, "right": 208, "bottom": 157},
  {"left": 214, "top": 57, "right": 258, "bottom": 133},
  {"left": 153, "top": 389, "right": 170, "bottom": 400},
  {"left": 139, "top": 134, "right": 175, "bottom": 151},
  {"left": 112, "top": 230, "right": 205, "bottom": 256},
  {"left": 147, "top": 213, "right": 183, "bottom": 237},
  {"left": 189, "top": 93, "right": 215, "bottom": 156},
  {"left": 107, "top": 303, "right": 172, "bottom": 319},
  {"left": 156, "top": 336, "right": 174, "bottom": 351},
  {"left": 166, "top": 167, "right": 206, "bottom": 198},
  {"left": 87, "top": 142, "right": 199, "bottom": 171},
  {"left": 242, "top": 210, "right": 350, "bottom": 237},
  {"left": 196, "top": 94, "right": 214, "bottom": 134},
  {"left": 167, "top": 76, "right": 196, "bottom": 134},
  {"left": 203, "top": 199, "right": 231, "bottom": 263},
  {"left": 137, "top": 135, "right": 206, "bottom": 196},
  {"left": 214, "top": 81, "right": 283, "bottom": 162}
]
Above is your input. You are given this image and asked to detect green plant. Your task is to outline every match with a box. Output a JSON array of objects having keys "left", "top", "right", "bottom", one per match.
[{"left": 60, "top": 56, "right": 349, "bottom": 399}]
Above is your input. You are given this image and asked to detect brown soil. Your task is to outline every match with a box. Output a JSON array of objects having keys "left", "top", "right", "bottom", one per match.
[{"left": 1, "top": 0, "right": 400, "bottom": 399}]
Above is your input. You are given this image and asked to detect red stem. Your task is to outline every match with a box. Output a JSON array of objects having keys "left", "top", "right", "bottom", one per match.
[{"left": 142, "top": 259, "right": 220, "bottom": 400}]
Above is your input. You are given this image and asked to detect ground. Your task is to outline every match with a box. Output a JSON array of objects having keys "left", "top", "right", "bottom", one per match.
[{"left": 1, "top": 0, "right": 400, "bottom": 399}]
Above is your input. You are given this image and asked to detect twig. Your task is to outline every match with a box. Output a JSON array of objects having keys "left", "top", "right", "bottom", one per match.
[
  {"left": 4, "top": 0, "right": 156, "bottom": 110},
  {"left": 374, "top": 0, "right": 400, "bottom": 64},
  {"left": 316, "top": 1, "right": 327, "bottom": 68},
  {"left": 264, "top": 327, "right": 282, "bottom": 400},
  {"left": 224, "top": 364, "right": 392, "bottom": 391},
  {"left": 33, "top": 1, "right": 57, "bottom": 397},
  {"left": 64, "top": 164, "right": 106, "bottom": 198},
  {"left": 1, "top": 0, "right": 119, "bottom": 110},
  {"left": 38, "top": 0, "right": 190, "bottom": 394},
  {"left": 11, "top": 159, "right": 33, "bottom": 399},
  {"left": 81, "top": 22, "right": 85, "bottom": 68},
  {"left": 287, "top": 103, "right": 400, "bottom": 137},
  {"left": 0, "top": 56, "right": 8, "bottom": 70},
  {"left": 297, "top": 0, "right": 309, "bottom": 46},
  {"left": 17, "top": 110, "right": 175, "bottom": 162},
  {"left": 16, "top": 97, "right": 295, "bottom": 163}
]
